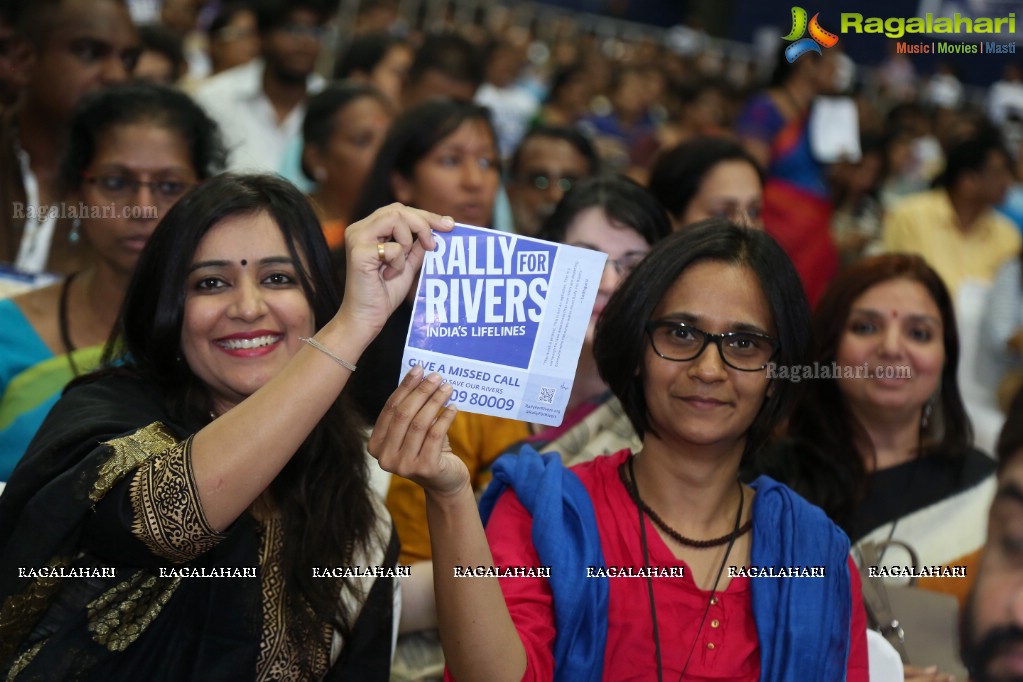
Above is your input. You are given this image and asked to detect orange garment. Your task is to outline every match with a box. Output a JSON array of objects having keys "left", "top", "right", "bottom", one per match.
[
  {"left": 321, "top": 219, "right": 346, "bottom": 249},
  {"left": 386, "top": 411, "right": 530, "bottom": 563}
]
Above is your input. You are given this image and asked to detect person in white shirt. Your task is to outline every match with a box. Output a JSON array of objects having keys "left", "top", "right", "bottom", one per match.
[{"left": 193, "top": 0, "right": 328, "bottom": 172}]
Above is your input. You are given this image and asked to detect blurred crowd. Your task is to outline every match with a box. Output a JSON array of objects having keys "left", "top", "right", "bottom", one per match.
[{"left": 3, "top": 0, "right": 1023, "bottom": 680}]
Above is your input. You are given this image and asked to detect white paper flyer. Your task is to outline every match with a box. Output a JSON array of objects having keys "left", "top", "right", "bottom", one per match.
[{"left": 401, "top": 223, "right": 606, "bottom": 426}]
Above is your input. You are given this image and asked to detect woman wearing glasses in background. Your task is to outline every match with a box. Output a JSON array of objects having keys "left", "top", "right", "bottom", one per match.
[
  {"left": 0, "top": 82, "right": 224, "bottom": 477},
  {"left": 373, "top": 221, "right": 869, "bottom": 680}
]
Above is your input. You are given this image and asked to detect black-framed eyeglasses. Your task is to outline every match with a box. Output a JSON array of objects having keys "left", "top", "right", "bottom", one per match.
[
  {"left": 524, "top": 172, "right": 578, "bottom": 192},
  {"left": 82, "top": 172, "right": 195, "bottom": 203},
  {"left": 645, "top": 320, "right": 779, "bottom": 372}
]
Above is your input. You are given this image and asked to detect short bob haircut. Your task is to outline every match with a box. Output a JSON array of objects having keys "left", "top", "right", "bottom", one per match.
[
  {"left": 647, "top": 136, "right": 763, "bottom": 223},
  {"left": 536, "top": 174, "right": 669, "bottom": 246},
  {"left": 351, "top": 98, "right": 497, "bottom": 222},
  {"left": 60, "top": 81, "right": 226, "bottom": 194},
  {"left": 594, "top": 220, "right": 811, "bottom": 460}
]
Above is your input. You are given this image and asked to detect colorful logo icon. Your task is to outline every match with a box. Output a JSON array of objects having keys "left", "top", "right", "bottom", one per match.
[{"left": 783, "top": 7, "right": 839, "bottom": 62}]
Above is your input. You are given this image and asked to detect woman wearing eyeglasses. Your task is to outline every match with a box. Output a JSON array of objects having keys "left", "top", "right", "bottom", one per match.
[
  {"left": 373, "top": 221, "right": 869, "bottom": 680},
  {"left": 0, "top": 82, "right": 224, "bottom": 477}
]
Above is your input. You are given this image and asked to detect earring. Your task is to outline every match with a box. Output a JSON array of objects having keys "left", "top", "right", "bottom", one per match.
[
  {"left": 921, "top": 397, "right": 934, "bottom": 429},
  {"left": 314, "top": 167, "right": 327, "bottom": 182},
  {"left": 68, "top": 218, "right": 81, "bottom": 245}
]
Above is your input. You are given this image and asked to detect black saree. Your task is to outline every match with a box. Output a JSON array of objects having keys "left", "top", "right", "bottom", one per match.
[{"left": 0, "top": 373, "right": 396, "bottom": 681}]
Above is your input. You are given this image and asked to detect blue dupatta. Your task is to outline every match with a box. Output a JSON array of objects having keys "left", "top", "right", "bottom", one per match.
[{"left": 479, "top": 448, "right": 853, "bottom": 681}]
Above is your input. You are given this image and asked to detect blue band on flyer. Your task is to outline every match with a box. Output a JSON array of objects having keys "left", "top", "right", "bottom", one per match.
[{"left": 402, "top": 224, "right": 606, "bottom": 426}]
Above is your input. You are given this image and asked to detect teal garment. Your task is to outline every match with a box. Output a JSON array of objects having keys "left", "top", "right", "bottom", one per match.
[
  {"left": 0, "top": 299, "right": 103, "bottom": 479},
  {"left": 278, "top": 135, "right": 315, "bottom": 193},
  {"left": 492, "top": 184, "right": 516, "bottom": 234},
  {"left": 0, "top": 299, "right": 54, "bottom": 478}
]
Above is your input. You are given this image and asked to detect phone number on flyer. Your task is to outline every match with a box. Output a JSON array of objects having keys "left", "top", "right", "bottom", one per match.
[{"left": 450, "top": 390, "right": 516, "bottom": 411}]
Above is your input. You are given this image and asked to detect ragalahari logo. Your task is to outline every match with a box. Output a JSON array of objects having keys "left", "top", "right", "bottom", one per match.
[{"left": 783, "top": 7, "right": 839, "bottom": 62}]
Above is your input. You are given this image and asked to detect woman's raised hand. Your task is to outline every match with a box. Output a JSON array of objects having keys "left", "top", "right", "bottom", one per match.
[
  {"left": 340, "top": 203, "right": 454, "bottom": 335},
  {"left": 369, "top": 365, "right": 470, "bottom": 498}
]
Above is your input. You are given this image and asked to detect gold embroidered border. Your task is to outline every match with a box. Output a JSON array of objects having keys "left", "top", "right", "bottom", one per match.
[
  {"left": 5, "top": 640, "right": 44, "bottom": 680},
  {"left": 129, "top": 436, "right": 225, "bottom": 563},
  {"left": 255, "top": 516, "right": 330, "bottom": 681},
  {"left": 92, "top": 422, "right": 178, "bottom": 502},
  {"left": 86, "top": 571, "right": 181, "bottom": 652},
  {"left": 0, "top": 558, "right": 69, "bottom": 664}
]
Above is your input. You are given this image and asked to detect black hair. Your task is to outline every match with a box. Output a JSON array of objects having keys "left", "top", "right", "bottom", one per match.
[
  {"left": 648, "top": 136, "right": 764, "bottom": 220},
  {"left": 0, "top": 0, "right": 24, "bottom": 25},
  {"left": 606, "top": 63, "right": 644, "bottom": 96},
  {"left": 333, "top": 31, "right": 405, "bottom": 80},
  {"left": 137, "top": 23, "right": 186, "bottom": 81},
  {"left": 208, "top": 1, "right": 254, "bottom": 37},
  {"left": 407, "top": 32, "right": 483, "bottom": 90},
  {"left": 768, "top": 41, "right": 816, "bottom": 87},
  {"left": 676, "top": 78, "right": 730, "bottom": 107},
  {"left": 885, "top": 101, "right": 928, "bottom": 134},
  {"left": 253, "top": 0, "right": 330, "bottom": 34},
  {"left": 352, "top": 97, "right": 495, "bottom": 220},
  {"left": 509, "top": 125, "right": 599, "bottom": 179},
  {"left": 937, "top": 125, "right": 1013, "bottom": 189},
  {"left": 301, "top": 82, "right": 390, "bottom": 180},
  {"left": 16, "top": 0, "right": 128, "bottom": 45},
  {"left": 111, "top": 172, "right": 376, "bottom": 646},
  {"left": 544, "top": 62, "right": 587, "bottom": 105},
  {"left": 59, "top": 82, "right": 226, "bottom": 194},
  {"left": 593, "top": 220, "right": 811, "bottom": 460},
  {"left": 537, "top": 174, "right": 668, "bottom": 246},
  {"left": 998, "top": 387, "right": 1023, "bottom": 472}
]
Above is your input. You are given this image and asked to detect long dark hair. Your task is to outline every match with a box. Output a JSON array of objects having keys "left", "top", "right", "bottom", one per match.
[
  {"left": 351, "top": 98, "right": 496, "bottom": 221},
  {"left": 785, "top": 253, "right": 972, "bottom": 523},
  {"left": 109, "top": 173, "right": 377, "bottom": 643},
  {"left": 593, "top": 220, "right": 811, "bottom": 461}
]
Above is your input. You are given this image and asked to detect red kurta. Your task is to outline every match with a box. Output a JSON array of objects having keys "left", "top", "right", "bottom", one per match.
[{"left": 479, "top": 451, "right": 869, "bottom": 681}]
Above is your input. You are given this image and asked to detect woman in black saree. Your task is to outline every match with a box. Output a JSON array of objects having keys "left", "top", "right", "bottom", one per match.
[{"left": 0, "top": 173, "right": 454, "bottom": 680}]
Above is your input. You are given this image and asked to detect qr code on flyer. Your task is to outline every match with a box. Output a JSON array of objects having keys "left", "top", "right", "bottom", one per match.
[{"left": 538, "top": 387, "right": 556, "bottom": 404}]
